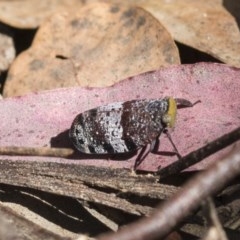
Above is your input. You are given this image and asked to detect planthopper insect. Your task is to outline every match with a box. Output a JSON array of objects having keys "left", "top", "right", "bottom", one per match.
[{"left": 69, "top": 97, "right": 198, "bottom": 168}]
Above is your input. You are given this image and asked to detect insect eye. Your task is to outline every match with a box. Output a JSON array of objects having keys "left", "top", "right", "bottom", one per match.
[{"left": 162, "top": 114, "right": 172, "bottom": 126}]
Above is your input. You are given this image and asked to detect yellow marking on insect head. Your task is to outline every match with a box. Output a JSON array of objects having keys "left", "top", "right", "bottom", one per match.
[{"left": 162, "top": 97, "right": 177, "bottom": 128}]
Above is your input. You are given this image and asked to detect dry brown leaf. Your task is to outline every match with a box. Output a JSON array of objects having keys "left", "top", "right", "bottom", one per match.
[
  {"left": 109, "top": 0, "right": 240, "bottom": 67},
  {"left": 0, "top": 25, "right": 15, "bottom": 72},
  {"left": 3, "top": 2, "right": 179, "bottom": 97},
  {"left": 223, "top": 1, "right": 240, "bottom": 27},
  {"left": 0, "top": 0, "right": 83, "bottom": 28}
]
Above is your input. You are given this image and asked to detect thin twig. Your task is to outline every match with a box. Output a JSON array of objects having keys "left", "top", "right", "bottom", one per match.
[
  {"left": 201, "top": 198, "right": 228, "bottom": 240},
  {"left": 0, "top": 203, "right": 71, "bottom": 240},
  {"left": 158, "top": 126, "right": 240, "bottom": 178},
  {"left": 0, "top": 146, "right": 74, "bottom": 158},
  {"left": 97, "top": 144, "right": 240, "bottom": 240}
]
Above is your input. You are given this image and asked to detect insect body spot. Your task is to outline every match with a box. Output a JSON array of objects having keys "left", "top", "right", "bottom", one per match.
[
  {"left": 112, "top": 130, "right": 119, "bottom": 137},
  {"left": 78, "top": 138, "right": 84, "bottom": 144}
]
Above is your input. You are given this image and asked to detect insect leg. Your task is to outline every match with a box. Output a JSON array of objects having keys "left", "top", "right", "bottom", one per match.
[
  {"left": 150, "top": 138, "right": 160, "bottom": 153},
  {"left": 163, "top": 129, "right": 182, "bottom": 159},
  {"left": 134, "top": 137, "right": 161, "bottom": 170},
  {"left": 134, "top": 145, "right": 150, "bottom": 170},
  {"left": 134, "top": 136, "right": 162, "bottom": 170}
]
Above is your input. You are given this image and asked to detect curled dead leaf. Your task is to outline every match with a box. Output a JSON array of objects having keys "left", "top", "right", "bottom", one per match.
[
  {"left": 0, "top": 0, "right": 84, "bottom": 28},
  {"left": 0, "top": 63, "right": 239, "bottom": 172},
  {"left": 3, "top": 2, "right": 179, "bottom": 97},
  {"left": 0, "top": 25, "right": 15, "bottom": 71},
  {"left": 136, "top": 0, "right": 240, "bottom": 67}
]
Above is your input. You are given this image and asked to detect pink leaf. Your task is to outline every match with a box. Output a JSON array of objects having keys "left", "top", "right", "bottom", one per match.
[{"left": 1, "top": 63, "right": 239, "bottom": 171}]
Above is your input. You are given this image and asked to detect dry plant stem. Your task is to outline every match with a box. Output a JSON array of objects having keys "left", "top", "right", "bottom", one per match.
[
  {"left": 0, "top": 146, "right": 74, "bottom": 158},
  {"left": 0, "top": 203, "right": 70, "bottom": 240},
  {"left": 0, "top": 161, "right": 177, "bottom": 216},
  {"left": 158, "top": 126, "right": 240, "bottom": 178},
  {"left": 201, "top": 198, "right": 228, "bottom": 240},
  {"left": 97, "top": 145, "right": 240, "bottom": 240}
]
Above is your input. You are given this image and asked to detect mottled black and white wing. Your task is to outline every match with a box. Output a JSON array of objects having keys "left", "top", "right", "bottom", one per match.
[{"left": 69, "top": 99, "right": 169, "bottom": 154}]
